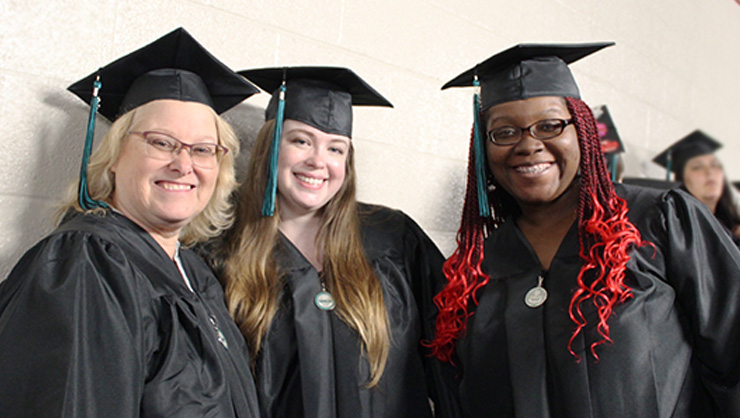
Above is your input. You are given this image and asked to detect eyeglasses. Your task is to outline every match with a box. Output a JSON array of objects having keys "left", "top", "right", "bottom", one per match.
[
  {"left": 487, "top": 118, "right": 574, "bottom": 146},
  {"left": 128, "top": 131, "right": 228, "bottom": 169}
]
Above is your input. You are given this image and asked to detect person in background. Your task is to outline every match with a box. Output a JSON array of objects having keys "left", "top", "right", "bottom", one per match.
[
  {"left": 429, "top": 42, "right": 740, "bottom": 417},
  {"left": 593, "top": 104, "right": 625, "bottom": 182},
  {"left": 215, "top": 66, "right": 450, "bottom": 417},
  {"left": 0, "top": 28, "right": 261, "bottom": 417},
  {"left": 654, "top": 129, "right": 740, "bottom": 241}
]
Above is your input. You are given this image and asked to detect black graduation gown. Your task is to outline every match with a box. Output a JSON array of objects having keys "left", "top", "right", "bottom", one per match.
[
  {"left": 453, "top": 184, "right": 740, "bottom": 417},
  {"left": 0, "top": 212, "right": 260, "bottom": 418},
  {"left": 256, "top": 204, "right": 446, "bottom": 418}
]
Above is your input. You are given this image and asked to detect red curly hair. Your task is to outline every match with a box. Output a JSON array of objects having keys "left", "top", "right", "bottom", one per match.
[{"left": 428, "top": 97, "right": 650, "bottom": 363}]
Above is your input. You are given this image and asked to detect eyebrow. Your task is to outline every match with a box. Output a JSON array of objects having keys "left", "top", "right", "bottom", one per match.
[
  {"left": 488, "top": 107, "right": 567, "bottom": 125},
  {"left": 142, "top": 129, "right": 217, "bottom": 144}
]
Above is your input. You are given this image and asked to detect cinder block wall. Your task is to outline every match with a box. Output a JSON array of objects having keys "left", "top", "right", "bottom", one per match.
[{"left": 2, "top": 0, "right": 739, "bottom": 278}]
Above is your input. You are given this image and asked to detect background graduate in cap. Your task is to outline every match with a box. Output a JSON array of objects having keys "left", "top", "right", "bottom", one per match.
[
  {"left": 593, "top": 104, "right": 625, "bottom": 182},
  {"left": 213, "top": 66, "right": 450, "bottom": 417},
  {"left": 654, "top": 130, "right": 740, "bottom": 242},
  {"left": 428, "top": 42, "right": 740, "bottom": 417},
  {"left": 0, "top": 28, "right": 262, "bottom": 417}
]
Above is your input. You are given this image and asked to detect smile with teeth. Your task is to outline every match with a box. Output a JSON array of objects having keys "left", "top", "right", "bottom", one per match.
[
  {"left": 515, "top": 163, "right": 552, "bottom": 175},
  {"left": 157, "top": 181, "right": 194, "bottom": 191},
  {"left": 296, "top": 174, "right": 325, "bottom": 185}
]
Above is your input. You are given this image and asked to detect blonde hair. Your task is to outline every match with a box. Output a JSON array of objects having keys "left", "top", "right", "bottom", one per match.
[
  {"left": 221, "top": 120, "right": 390, "bottom": 387},
  {"left": 57, "top": 103, "right": 240, "bottom": 246}
]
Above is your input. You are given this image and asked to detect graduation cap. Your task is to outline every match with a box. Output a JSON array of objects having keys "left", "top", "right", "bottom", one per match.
[
  {"left": 652, "top": 130, "right": 722, "bottom": 181},
  {"left": 238, "top": 66, "right": 393, "bottom": 216},
  {"left": 238, "top": 66, "right": 393, "bottom": 138},
  {"left": 67, "top": 27, "right": 259, "bottom": 210},
  {"left": 441, "top": 42, "right": 614, "bottom": 216},
  {"left": 442, "top": 42, "right": 614, "bottom": 110},
  {"left": 592, "top": 105, "right": 624, "bottom": 155},
  {"left": 592, "top": 105, "right": 625, "bottom": 181}
]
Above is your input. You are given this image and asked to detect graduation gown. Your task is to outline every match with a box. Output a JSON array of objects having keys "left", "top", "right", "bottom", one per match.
[
  {"left": 0, "top": 212, "right": 260, "bottom": 418},
  {"left": 453, "top": 184, "right": 740, "bottom": 417},
  {"left": 256, "top": 204, "right": 445, "bottom": 418}
]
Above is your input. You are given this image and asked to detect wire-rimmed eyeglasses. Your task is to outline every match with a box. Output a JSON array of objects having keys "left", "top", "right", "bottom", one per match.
[{"left": 128, "top": 131, "right": 228, "bottom": 169}]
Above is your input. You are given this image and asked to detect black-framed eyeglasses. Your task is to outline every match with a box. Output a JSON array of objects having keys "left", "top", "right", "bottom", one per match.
[
  {"left": 128, "top": 131, "right": 228, "bottom": 169},
  {"left": 487, "top": 118, "right": 574, "bottom": 146}
]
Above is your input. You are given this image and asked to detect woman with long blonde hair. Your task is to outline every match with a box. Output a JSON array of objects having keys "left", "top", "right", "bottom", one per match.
[{"left": 218, "top": 67, "right": 448, "bottom": 418}]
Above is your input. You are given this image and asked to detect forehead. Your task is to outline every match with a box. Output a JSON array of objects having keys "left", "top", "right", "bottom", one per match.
[
  {"left": 485, "top": 96, "right": 569, "bottom": 122},
  {"left": 282, "top": 119, "right": 350, "bottom": 143},
  {"left": 686, "top": 153, "right": 720, "bottom": 165},
  {"left": 130, "top": 99, "right": 217, "bottom": 131}
]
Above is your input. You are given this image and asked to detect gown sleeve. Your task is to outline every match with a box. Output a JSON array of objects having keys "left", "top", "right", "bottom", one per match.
[
  {"left": 0, "top": 231, "right": 146, "bottom": 417},
  {"left": 656, "top": 190, "right": 740, "bottom": 416},
  {"left": 400, "top": 214, "right": 463, "bottom": 418}
]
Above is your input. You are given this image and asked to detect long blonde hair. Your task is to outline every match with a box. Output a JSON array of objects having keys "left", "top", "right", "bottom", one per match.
[
  {"left": 221, "top": 120, "right": 390, "bottom": 387},
  {"left": 57, "top": 103, "right": 240, "bottom": 246}
]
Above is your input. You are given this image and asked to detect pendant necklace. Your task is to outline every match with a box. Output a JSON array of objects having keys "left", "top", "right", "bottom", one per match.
[
  {"left": 524, "top": 275, "right": 548, "bottom": 308},
  {"left": 208, "top": 315, "right": 229, "bottom": 350},
  {"left": 314, "top": 272, "right": 336, "bottom": 311}
]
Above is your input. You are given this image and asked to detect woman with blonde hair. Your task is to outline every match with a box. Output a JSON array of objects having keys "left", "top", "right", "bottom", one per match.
[
  {"left": 217, "top": 67, "right": 449, "bottom": 417},
  {"left": 0, "top": 28, "right": 261, "bottom": 417}
]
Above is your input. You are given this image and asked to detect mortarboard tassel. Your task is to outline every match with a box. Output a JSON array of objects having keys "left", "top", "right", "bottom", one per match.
[
  {"left": 665, "top": 150, "right": 672, "bottom": 181},
  {"left": 609, "top": 154, "right": 617, "bottom": 182},
  {"left": 262, "top": 80, "right": 287, "bottom": 216},
  {"left": 78, "top": 75, "right": 109, "bottom": 210},
  {"left": 472, "top": 76, "right": 491, "bottom": 218}
]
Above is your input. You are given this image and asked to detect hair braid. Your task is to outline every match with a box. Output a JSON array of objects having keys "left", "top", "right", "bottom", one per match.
[
  {"left": 425, "top": 126, "right": 492, "bottom": 363},
  {"left": 566, "top": 97, "right": 650, "bottom": 360}
]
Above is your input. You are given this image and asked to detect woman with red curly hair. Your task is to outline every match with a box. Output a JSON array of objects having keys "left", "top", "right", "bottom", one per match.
[{"left": 429, "top": 43, "right": 740, "bottom": 417}]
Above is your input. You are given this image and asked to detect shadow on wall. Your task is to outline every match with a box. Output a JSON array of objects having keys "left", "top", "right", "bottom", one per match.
[
  {"left": 1, "top": 89, "right": 104, "bottom": 279},
  {"left": 222, "top": 102, "right": 265, "bottom": 184}
]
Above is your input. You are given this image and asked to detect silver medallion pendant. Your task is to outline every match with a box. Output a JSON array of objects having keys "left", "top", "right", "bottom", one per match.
[
  {"left": 315, "top": 290, "right": 336, "bottom": 311},
  {"left": 524, "top": 276, "right": 548, "bottom": 308}
]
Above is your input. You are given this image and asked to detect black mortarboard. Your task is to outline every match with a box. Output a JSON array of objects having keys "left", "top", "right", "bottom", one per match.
[
  {"left": 442, "top": 42, "right": 614, "bottom": 110},
  {"left": 68, "top": 27, "right": 259, "bottom": 120},
  {"left": 66, "top": 28, "right": 257, "bottom": 210},
  {"left": 652, "top": 130, "right": 722, "bottom": 180},
  {"left": 593, "top": 105, "right": 625, "bottom": 181},
  {"left": 238, "top": 66, "right": 393, "bottom": 138},
  {"left": 593, "top": 105, "right": 624, "bottom": 155}
]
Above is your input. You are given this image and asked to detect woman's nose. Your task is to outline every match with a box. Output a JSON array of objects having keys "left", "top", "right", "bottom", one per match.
[
  {"left": 168, "top": 149, "right": 194, "bottom": 174},
  {"left": 513, "top": 131, "right": 546, "bottom": 155}
]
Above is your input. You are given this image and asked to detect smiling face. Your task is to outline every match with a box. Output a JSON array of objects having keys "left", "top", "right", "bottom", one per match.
[
  {"left": 682, "top": 153, "right": 724, "bottom": 210},
  {"left": 276, "top": 119, "right": 349, "bottom": 219},
  {"left": 111, "top": 99, "right": 219, "bottom": 236},
  {"left": 484, "top": 96, "right": 580, "bottom": 208}
]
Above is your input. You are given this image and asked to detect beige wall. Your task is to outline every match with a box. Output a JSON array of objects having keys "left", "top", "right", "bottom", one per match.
[{"left": 2, "top": 0, "right": 739, "bottom": 278}]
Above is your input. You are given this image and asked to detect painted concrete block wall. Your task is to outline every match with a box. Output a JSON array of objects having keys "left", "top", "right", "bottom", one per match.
[{"left": 1, "top": 0, "right": 739, "bottom": 279}]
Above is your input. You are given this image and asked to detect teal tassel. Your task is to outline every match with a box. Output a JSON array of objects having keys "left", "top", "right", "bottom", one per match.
[
  {"left": 665, "top": 150, "right": 672, "bottom": 181},
  {"left": 609, "top": 154, "right": 617, "bottom": 182},
  {"left": 261, "top": 83, "right": 286, "bottom": 216},
  {"left": 78, "top": 76, "right": 109, "bottom": 210},
  {"left": 472, "top": 77, "right": 490, "bottom": 218}
]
